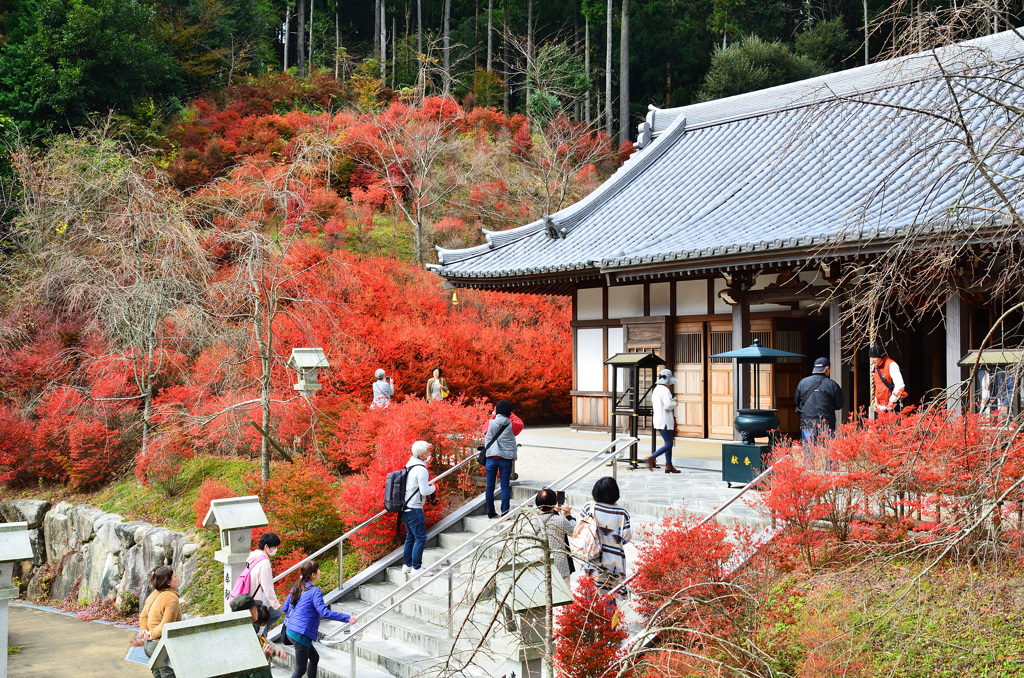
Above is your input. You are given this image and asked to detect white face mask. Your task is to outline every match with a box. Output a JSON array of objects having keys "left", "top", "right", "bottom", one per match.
[{"left": 268, "top": 547, "right": 278, "bottom": 556}]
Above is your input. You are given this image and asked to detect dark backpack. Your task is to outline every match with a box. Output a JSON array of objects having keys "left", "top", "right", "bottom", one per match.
[{"left": 384, "top": 463, "right": 419, "bottom": 513}]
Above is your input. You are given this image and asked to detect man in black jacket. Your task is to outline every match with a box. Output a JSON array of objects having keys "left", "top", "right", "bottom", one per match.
[{"left": 793, "top": 357, "right": 844, "bottom": 444}]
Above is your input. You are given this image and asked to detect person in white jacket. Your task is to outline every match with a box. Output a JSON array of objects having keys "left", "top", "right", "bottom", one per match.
[
  {"left": 402, "top": 441, "right": 437, "bottom": 576},
  {"left": 646, "top": 368, "right": 680, "bottom": 474}
]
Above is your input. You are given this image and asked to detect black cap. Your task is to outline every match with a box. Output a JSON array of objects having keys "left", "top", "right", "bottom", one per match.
[
  {"left": 230, "top": 594, "right": 257, "bottom": 612},
  {"left": 495, "top": 400, "right": 513, "bottom": 417},
  {"left": 868, "top": 345, "right": 885, "bottom": 359},
  {"left": 812, "top": 357, "right": 830, "bottom": 374}
]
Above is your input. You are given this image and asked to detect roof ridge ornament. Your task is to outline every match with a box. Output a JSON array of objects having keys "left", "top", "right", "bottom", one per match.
[{"left": 543, "top": 215, "right": 565, "bottom": 239}]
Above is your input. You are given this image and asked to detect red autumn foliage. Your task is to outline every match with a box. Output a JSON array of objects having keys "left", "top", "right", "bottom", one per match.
[
  {"left": 135, "top": 428, "right": 198, "bottom": 497},
  {"left": 68, "top": 419, "right": 129, "bottom": 492},
  {"left": 756, "top": 409, "right": 1024, "bottom": 566},
  {"left": 632, "top": 516, "right": 747, "bottom": 644},
  {"left": 193, "top": 477, "right": 238, "bottom": 529},
  {"left": 244, "top": 459, "right": 346, "bottom": 554},
  {"left": 0, "top": 406, "right": 35, "bottom": 485},
  {"left": 553, "top": 575, "right": 627, "bottom": 678},
  {"left": 329, "top": 399, "right": 487, "bottom": 557}
]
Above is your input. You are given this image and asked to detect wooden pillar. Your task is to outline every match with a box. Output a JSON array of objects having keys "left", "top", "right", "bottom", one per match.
[
  {"left": 732, "top": 297, "right": 750, "bottom": 440},
  {"left": 946, "top": 292, "right": 965, "bottom": 410},
  {"left": 829, "top": 300, "right": 848, "bottom": 424}
]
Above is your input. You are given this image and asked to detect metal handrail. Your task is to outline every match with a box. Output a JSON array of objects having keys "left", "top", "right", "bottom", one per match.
[
  {"left": 272, "top": 447, "right": 481, "bottom": 585},
  {"left": 326, "top": 436, "right": 638, "bottom": 676},
  {"left": 325, "top": 435, "right": 637, "bottom": 638}
]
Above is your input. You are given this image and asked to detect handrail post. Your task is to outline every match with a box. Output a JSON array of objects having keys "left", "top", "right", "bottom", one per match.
[
  {"left": 338, "top": 538, "right": 344, "bottom": 589},
  {"left": 612, "top": 446, "right": 618, "bottom": 482},
  {"left": 446, "top": 568, "right": 454, "bottom": 637},
  {"left": 349, "top": 637, "right": 357, "bottom": 677}
]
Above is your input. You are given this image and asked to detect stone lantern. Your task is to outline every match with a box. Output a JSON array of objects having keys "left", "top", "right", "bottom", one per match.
[
  {"left": 202, "top": 496, "right": 268, "bottom": 613},
  {"left": 492, "top": 561, "right": 573, "bottom": 678},
  {"left": 147, "top": 611, "right": 268, "bottom": 677},
  {"left": 287, "top": 347, "right": 329, "bottom": 395},
  {"left": 0, "top": 522, "right": 33, "bottom": 678}
]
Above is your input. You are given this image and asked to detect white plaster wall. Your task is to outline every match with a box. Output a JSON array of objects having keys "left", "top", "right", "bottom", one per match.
[
  {"left": 608, "top": 285, "right": 645, "bottom": 318},
  {"left": 577, "top": 288, "right": 604, "bottom": 320},
  {"left": 576, "top": 328, "right": 605, "bottom": 391},
  {"left": 650, "top": 283, "right": 671, "bottom": 316},
  {"left": 713, "top": 278, "right": 731, "bottom": 314},
  {"left": 676, "top": 280, "right": 707, "bottom": 316}
]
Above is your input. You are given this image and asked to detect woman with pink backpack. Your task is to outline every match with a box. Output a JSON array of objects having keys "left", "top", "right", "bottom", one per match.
[{"left": 232, "top": 533, "right": 282, "bottom": 636}]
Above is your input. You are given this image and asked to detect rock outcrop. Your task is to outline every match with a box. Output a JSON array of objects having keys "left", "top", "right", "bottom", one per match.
[{"left": 0, "top": 499, "right": 199, "bottom": 609}]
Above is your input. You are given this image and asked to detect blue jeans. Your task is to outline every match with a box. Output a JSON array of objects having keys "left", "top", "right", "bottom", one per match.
[
  {"left": 801, "top": 424, "right": 833, "bottom": 445},
  {"left": 652, "top": 428, "right": 674, "bottom": 465},
  {"left": 402, "top": 508, "right": 427, "bottom": 569},
  {"left": 485, "top": 457, "right": 514, "bottom": 516}
]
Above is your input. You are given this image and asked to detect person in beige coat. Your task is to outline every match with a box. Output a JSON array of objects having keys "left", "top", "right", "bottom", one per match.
[{"left": 140, "top": 566, "right": 182, "bottom": 678}]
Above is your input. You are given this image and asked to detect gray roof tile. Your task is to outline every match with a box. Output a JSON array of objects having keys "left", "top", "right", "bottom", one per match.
[{"left": 432, "top": 30, "right": 1024, "bottom": 283}]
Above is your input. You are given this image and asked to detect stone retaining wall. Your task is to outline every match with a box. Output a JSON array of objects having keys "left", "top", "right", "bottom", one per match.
[{"left": 0, "top": 499, "right": 199, "bottom": 608}]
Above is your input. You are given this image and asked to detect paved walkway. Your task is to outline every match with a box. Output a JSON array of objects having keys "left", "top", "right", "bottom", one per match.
[
  {"left": 513, "top": 426, "right": 766, "bottom": 527},
  {"left": 8, "top": 603, "right": 149, "bottom": 678}
]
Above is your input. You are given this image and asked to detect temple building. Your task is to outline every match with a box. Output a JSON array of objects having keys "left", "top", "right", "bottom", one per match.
[{"left": 430, "top": 29, "right": 1024, "bottom": 440}]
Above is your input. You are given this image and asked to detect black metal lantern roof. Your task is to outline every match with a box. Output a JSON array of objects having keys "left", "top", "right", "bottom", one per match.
[
  {"left": 603, "top": 353, "right": 667, "bottom": 367},
  {"left": 709, "top": 338, "right": 803, "bottom": 364}
]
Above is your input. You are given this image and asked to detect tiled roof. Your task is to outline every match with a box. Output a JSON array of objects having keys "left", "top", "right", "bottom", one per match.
[{"left": 430, "top": 29, "right": 1024, "bottom": 287}]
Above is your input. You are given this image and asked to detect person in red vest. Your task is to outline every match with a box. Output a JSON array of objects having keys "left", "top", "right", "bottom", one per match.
[{"left": 869, "top": 345, "right": 907, "bottom": 414}]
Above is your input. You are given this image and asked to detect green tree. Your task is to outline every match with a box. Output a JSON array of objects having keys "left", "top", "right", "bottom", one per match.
[
  {"left": 794, "top": 17, "right": 856, "bottom": 71},
  {"left": 0, "top": 0, "right": 182, "bottom": 132},
  {"left": 696, "top": 34, "right": 828, "bottom": 102}
]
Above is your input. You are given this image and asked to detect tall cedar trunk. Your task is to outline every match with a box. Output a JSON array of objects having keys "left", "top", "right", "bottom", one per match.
[
  {"left": 863, "top": 0, "right": 869, "bottom": 65},
  {"left": 618, "top": 0, "right": 629, "bottom": 143},
  {"left": 526, "top": 0, "right": 533, "bottom": 120},
  {"left": 381, "top": 0, "right": 387, "bottom": 79},
  {"left": 584, "top": 15, "right": 590, "bottom": 123},
  {"left": 297, "top": 0, "right": 306, "bottom": 76},
  {"left": 284, "top": 3, "right": 291, "bottom": 71},
  {"left": 502, "top": 0, "right": 509, "bottom": 112},
  {"left": 605, "top": 0, "right": 613, "bottom": 138},
  {"left": 335, "top": 7, "right": 339, "bottom": 78},
  {"left": 308, "top": 0, "right": 314, "bottom": 66},
  {"left": 443, "top": 0, "right": 451, "bottom": 95},
  {"left": 374, "top": 0, "right": 381, "bottom": 56},
  {"left": 486, "top": 0, "right": 493, "bottom": 71},
  {"left": 392, "top": 15, "right": 397, "bottom": 88},
  {"left": 417, "top": 0, "right": 423, "bottom": 85},
  {"left": 474, "top": 0, "right": 479, "bottom": 70}
]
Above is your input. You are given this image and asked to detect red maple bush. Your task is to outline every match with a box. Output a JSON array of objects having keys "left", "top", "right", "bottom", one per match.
[
  {"left": 554, "top": 575, "right": 627, "bottom": 678},
  {"left": 0, "top": 406, "right": 35, "bottom": 485},
  {"left": 68, "top": 419, "right": 130, "bottom": 492},
  {"left": 193, "top": 477, "right": 238, "bottom": 529},
  {"left": 758, "top": 409, "right": 1024, "bottom": 566},
  {"left": 135, "top": 428, "right": 198, "bottom": 497},
  {"left": 244, "top": 458, "right": 346, "bottom": 554},
  {"left": 330, "top": 398, "right": 487, "bottom": 558},
  {"left": 632, "top": 517, "right": 747, "bottom": 644}
]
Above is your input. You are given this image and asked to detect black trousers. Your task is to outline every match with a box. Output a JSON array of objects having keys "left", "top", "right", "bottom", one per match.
[{"left": 289, "top": 641, "right": 319, "bottom": 678}]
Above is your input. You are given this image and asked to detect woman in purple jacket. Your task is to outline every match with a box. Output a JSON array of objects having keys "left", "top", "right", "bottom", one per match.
[{"left": 282, "top": 560, "right": 358, "bottom": 678}]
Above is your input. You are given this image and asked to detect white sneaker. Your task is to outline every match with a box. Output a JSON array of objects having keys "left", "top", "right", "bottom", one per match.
[{"left": 401, "top": 565, "right": 412, "bottom": 574}]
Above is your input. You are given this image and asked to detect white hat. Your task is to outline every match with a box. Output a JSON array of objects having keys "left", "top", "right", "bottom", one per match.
[{"left": 656, "top": 368, "right": 677, "bottom": 386}]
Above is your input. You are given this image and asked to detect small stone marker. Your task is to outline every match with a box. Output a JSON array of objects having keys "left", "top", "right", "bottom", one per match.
[
  {"left": 147, "top": 611, "right": 268, "bottom": 678},
  {"left": 203, "top": 497, "right": 268, "bottom": 613},
  {"left": 0, "top": 522, "right": 33, "bottom": 678}
]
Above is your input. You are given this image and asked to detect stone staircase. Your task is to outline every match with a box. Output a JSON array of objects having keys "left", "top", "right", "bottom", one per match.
[{"left": 272, "top": 477, "right": 776, "bottom": 678}]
